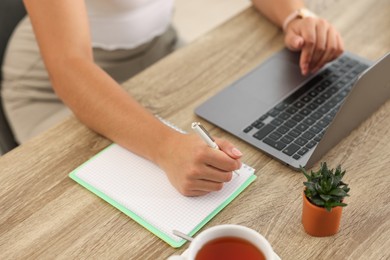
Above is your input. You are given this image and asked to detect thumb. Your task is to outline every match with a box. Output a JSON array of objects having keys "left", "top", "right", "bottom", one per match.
[
  {"left": 215, "top": 139, "right": 243, "bottom": 160},
  {"left": 285, "top": 31, "right": 304, "bottom": 51}
]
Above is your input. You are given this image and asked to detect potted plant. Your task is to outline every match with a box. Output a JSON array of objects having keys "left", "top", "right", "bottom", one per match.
[{"left": 300, "top": 162, "right": 350, "bottom": 237}]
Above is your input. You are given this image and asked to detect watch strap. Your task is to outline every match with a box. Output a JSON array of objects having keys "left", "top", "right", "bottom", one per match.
[{"left": 282, "top": 8, "right": 317, "bottom": 32}]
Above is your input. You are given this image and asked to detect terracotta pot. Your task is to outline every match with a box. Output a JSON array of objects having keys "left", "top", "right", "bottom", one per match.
[{"left": 301, "top": 191, "right": 343, "bottom": 237}]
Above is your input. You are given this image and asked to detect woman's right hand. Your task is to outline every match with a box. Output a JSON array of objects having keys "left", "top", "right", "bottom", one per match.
[{"left": 158, "top": 132, "right": 243, "bottom": 196}]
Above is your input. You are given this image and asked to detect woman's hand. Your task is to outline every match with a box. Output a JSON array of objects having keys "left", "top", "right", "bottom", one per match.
[
  {"left": 159, "top": 133, "right": 242, "bottom": 196},
  {"left": 284, "top": 17, "right": 344, "bottom": 75}
]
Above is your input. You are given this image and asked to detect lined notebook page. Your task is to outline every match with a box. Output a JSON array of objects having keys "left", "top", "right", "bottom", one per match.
[{"left": 70, "top": 127, "right": 256, "bottom": 248}]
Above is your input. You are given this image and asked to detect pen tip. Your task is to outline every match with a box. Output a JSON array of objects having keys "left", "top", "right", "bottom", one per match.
[{"left": 191, "top": 122, "right": 200, "bottom": 129}]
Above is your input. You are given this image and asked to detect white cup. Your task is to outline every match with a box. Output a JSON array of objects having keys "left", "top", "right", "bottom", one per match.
[{"left": 168, "top": 224, "right": 280, "bottom": 260}]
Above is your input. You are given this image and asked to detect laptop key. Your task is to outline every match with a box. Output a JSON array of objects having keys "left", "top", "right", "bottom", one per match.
[
  {"left": 276, "top": 125, "right": 289, "bottom": 134},
  {"left": 253, "top": 124, "right": 275, "bottom": 140},
  {"left": 324, "top": 114, "right": 334, "bottom": 122},
  {"left": 270, "top": 118, "right": 284, "bottom": 127},
  {"left": 284, "top": 120, "right": 297, "bottom": 128},
  {"left": 278, "top": 112, "right": 291, "bottom": 120},
  {"left": 313, "top": 135, "right": 322, "bottom": 142},
  {"left": 298, "top": 147, "right": 309, "bottom": 156},
  {"left": 315, "top": 84, "right": 326, "bottom": 92},
  {"left": 288, "top": 129, "right": 301, "bottom": 138},
  {"left": 275, "top": 102, "right": 289, "bottom": 111},
  {"left": 322, "top": 67, "right": 333, "bottom": 76},
  {"left": 299, "top": 108, "right": 312, "bottom": 116},
  {"left": 310, "top": 112, "right": 322, "bottom": 120},
  {"left": 294, "top": 101, "right": 305, "bottom": 109},
  {"left": 295, "top": 137, "right": 308, "bottom": 146},
  {"left": 317, "top": 120, "right": 329, "bottom": 128},
  {"left": 307, "top": 103, "right": 319, "bottom": 110},
  {"left": 303, "top": 74, "right": 323, "bottom": 90},
  {"left": 286, "top": 107, "right": 298, "bottom": 114},
  {"left": 328, "top": 86, "right": 338, "bottom": 94},
  {"left": 269, "top": 131, "right": 282, "bottom": 140},
  {"left": 243, "top": 125, "right": 253, "bottom": 133},
  {"left": 302, "top": 131, "right": 315, "bottom": 140},
  {"left": 263, "top": 138, "right": 287, "bottom": 151},
  {"left": 283, "top": 143, "right": 300, "bottom": 156},
  {"left": 332, "top": 93, "right": 345, "bottom": 103},
  {"left": 292, "top": 114, "right": 304, "bottom": 122},
  {"left": 309, "top": 125, "right": 322, "bottom": 134},
  {"left": 259, "top": 114, "right": 268, "bottom": 121},
  {"left": 320, "top": 92, "right": 332, "bottom": 100},
  {"left": 335, "top": 82, "right": 345, "bottom": 89},
  {"left": 329, "top": 109, "right": 338, "bottom": 117},
  {"left": 322, "top": 80, "right": 332, "bottom": 87},
  {"left": 308, "top": 90, "right": 318, "bottom": 97},
  {"left": 268, "top": 109, "right": 280, "bottom": 117},
  {"left": 319, "top": 106, "right": 330, "bottom": 114},
  {"left": 328, "top": 75, "right": 339, "bottom": 83},
  {"left": 324, "top": 100, "right": 337, "bottom": 110},
  {"left": 292, "top": 154, "right": 301, "bottom": 160},
  {"left": 296, "top": 123, "right": 309, "bottom": 132},
  {"left": 306, "top": 140, "right": 317, "bottom": 149},
  {"left": 301, "top": 95, "right": 312, "bottom": 103},
  {"left": 303, "top": 117, "right": 316, "bottom": 126},
  {"left": 280, "top": 135, "right": 294, "bottom": 144},
  {"left": 313, "top": 97, "right": 325, "bottom": 105},
  {"left": 252, "top": 121, "right": 265, "bottom": 129}
]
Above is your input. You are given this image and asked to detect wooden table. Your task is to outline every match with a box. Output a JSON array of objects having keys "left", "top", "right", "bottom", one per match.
[{"left": 1, "top": 0, "right": 389, "bottom": 259}]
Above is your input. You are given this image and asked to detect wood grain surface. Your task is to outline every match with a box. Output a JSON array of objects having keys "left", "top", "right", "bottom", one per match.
[{"left": 0, "top": 0, "right": 389, "bottom": 259}]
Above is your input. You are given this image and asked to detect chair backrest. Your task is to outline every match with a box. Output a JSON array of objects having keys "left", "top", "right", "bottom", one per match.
[{"left": 0, "top": 0, "right": 26, "bottom": 155}]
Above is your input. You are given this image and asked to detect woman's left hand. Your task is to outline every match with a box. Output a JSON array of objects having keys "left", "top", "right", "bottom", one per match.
[{"left": 284, "top": 16, "right": 344, "bottom": 75}]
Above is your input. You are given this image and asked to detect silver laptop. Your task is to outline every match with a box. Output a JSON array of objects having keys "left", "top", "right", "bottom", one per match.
[{"left": 195, "top": 48, "right": 390, "bottom": 170}]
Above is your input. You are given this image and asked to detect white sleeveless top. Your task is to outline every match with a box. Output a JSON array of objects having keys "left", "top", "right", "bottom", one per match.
[{"left": 85, "top": 0, "right": 174, "bottom": 50}]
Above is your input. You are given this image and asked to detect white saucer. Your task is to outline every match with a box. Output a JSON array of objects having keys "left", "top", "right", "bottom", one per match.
[{"left": 172, "top": 249, "right": 281, "bottom": 259}]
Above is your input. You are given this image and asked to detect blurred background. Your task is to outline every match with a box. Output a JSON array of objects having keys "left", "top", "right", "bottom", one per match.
[
  {"left": 173, "top": 0, "right": 329, "bottom": 44},
  {"left": 173, "top": 0, "right": 250, "bottom": 44}
]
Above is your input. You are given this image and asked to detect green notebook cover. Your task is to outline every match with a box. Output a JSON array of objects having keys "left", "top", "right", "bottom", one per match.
[{"left": 69, "top": 143, "right": 256, "bottom": 248}]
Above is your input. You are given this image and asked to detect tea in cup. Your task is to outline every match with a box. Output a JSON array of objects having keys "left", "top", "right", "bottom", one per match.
[{"left": 168, "top": 224, "right": 279, "bottom": 260}]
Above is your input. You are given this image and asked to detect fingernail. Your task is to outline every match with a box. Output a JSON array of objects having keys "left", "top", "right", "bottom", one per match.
[
  {"left": 302, "top": 64, "right": 308, "bottom": 75},
  {"left": 232, "top": 147, "right": 243, "bottom": 156},
  {"left": 295, "top": 38, "right": 303, "bottom": 48}
]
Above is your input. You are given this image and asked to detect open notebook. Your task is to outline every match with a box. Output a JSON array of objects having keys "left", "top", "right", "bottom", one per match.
[{"left": 69, "top": 122, "right": 256, "bottom": 248}]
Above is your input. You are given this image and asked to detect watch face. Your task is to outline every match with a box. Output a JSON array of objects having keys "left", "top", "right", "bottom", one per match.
[
  {"left": 283, "top": 8, "right": 317, "bottom": 32},
  {"left": 299, "top": 8, "right": 317, "bottom": 18}
]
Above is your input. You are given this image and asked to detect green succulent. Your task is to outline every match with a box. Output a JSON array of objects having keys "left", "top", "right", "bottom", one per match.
[{"left": 301, "top": 162, "right": 350, "bottom": 212}]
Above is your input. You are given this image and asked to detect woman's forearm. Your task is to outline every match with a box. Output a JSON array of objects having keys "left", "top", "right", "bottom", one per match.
[
  {"left": 24, "top": 0, "right": 177, "bottom": 164},
  {"left": 51, "top": 57, "right": 178, "bottom": 163},
  {"left": 251, "top": 0, "right": 305, "bottom": 28}
]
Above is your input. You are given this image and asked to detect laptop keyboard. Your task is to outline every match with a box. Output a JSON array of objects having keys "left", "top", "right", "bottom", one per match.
[{"left": 243, "top": 55, "right": 369, "bottom": 160}]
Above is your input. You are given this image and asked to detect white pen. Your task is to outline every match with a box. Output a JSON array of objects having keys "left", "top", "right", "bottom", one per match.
[
  {"left": 191, "top": 122, "right": 219, "bottom": 150},
  {"left": 191, "top": 122, "right": 240, "bottom": 176}
]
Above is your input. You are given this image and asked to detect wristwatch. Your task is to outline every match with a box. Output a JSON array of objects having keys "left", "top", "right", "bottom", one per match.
[{"left": 282, "top": 8, "right": 317, "bottom": 32}]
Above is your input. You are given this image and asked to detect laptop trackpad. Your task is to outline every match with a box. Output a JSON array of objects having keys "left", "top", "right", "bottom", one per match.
[{"left": 237, "top": 53, "right": 307, "bottom": 106}]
